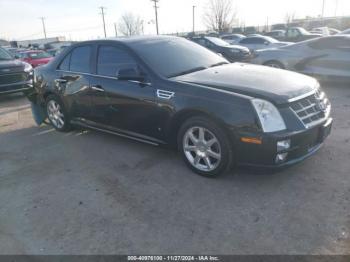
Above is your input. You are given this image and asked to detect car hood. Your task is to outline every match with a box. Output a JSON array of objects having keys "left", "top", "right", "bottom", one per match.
[
  {"left": 171, "top": 63, "right": 318, "bottom": 105},
  {"left": 0, "top": 59, "right": 24, "bottom": 75}
]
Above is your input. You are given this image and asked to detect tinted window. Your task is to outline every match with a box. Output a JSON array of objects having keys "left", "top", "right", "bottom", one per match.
[
  {"left": 58, "top": 53, "right": 71, "bottom": 71},
  {"left": 240, "top": 38, "right": 256, "bottom": 44},
  {"left": 130, "top": 37, "right": 227, "bottom": 78},
  {"left": 97, "top": 46, "right": 137, "bottom": 77},
  {"left": 70, "top": 46, "right": 91, "bottom": 73}
]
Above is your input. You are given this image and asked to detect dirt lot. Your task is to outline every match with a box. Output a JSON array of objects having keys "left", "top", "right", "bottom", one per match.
[{"left": 0, "top": 84, "right": 349, "bottom": 254}]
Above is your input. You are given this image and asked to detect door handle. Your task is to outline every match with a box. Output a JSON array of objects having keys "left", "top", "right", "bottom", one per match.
[
  {"left": 91, "top": 86, "right": 105, "bottom": 92},
  {"left": 55, "top": 78, "right": 67, "bottom": 84}
]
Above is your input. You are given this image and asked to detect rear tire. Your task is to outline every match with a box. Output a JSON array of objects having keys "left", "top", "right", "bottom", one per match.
[
  {"left": 45, "top": 95, "right": 71, "bottom": 132},
  {"left": 177, "top": 116, "right": 233, "bottom": 177}
]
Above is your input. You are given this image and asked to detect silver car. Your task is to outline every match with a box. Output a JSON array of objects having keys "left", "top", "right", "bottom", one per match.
[
  {"left": 250, "top": 35, "right": 350, "bottom": 82},
  {"left": 238, "top": 36, "right": 292, "bottom": 51}
]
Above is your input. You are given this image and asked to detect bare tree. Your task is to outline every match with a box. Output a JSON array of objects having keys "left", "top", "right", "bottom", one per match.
[
  {"left": 203, "top": 0, "right": 237, "bottom": 33},
  {"left": 285, "top": 12, "right": 296, "bottom": 26},
  {"left": 118, "top": 12, "right": 143, "bottom": 36}
]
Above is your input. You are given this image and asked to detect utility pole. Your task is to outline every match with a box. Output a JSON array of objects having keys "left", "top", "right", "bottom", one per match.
[
  {"left": 99, "top": 6, "right": 107, "bottom": 38},
  {"left": 39, "top": 17, "right": 47, "bottom": 39},
  {"left": 192, "top": 6, "right": 196, "bottom": 34},
  {"left": 321, "top": 0, "right": 326, "bottom": 18},
  {"left": 114, "top": 23, "right": 118, "bottom": 37},
  {"left": 150, "top": 0, "right": 159, "bottom": 35}
]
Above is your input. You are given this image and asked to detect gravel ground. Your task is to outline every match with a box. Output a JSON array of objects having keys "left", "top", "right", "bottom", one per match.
[{"left": 0, "top": 84, "right": 349, "bottom": 254}]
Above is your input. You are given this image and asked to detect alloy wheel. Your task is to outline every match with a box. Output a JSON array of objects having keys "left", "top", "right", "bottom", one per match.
[
  {"left": 47, "top": 100, "right": 65, "bottom": 129},
  {"left": 183, "top": 126, "right": 221, "bottom": 172}
]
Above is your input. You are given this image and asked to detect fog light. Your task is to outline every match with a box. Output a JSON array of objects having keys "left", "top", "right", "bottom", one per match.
[
  {"left": 277, "top": 139, "right": 291, "bottom": 152},
  {"left": 276, "top": 153, "right": 288, "bottom": 163}
]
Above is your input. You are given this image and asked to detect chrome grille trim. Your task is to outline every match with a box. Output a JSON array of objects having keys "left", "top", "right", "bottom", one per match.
[{"left": 289, "top": 89, "right": 331, "bottom": 128}]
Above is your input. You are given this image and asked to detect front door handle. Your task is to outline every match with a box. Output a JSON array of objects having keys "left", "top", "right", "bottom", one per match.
[
  {"left": 55, "top": 78, "right": 67, "bottom": 84},
  {"left": 91, "top": 86, "right": 105, "bottom": 92}
]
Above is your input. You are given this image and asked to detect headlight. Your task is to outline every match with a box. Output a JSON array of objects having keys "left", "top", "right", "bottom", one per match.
[
  {"left": 23, "top": 62, "right": 33, "bottom": 73},
  {"left": 251, "top": 98, "right": 286, "bottom": 133}
]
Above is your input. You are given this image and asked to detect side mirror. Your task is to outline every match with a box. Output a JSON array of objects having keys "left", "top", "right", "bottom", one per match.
[
  {"left": 14, "top": 55, "right": 20, "bottom": 59},
  {"left": 264, "top": 41, "right": 269, "bottom": 45},
  {"left": 117, "top": 67, "right": 144, "bottom": 82}
]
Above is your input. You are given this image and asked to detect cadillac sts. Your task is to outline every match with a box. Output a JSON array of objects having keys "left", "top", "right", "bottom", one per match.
[{"left": 30, "top": 36, "right": 332, "bottom": 177}]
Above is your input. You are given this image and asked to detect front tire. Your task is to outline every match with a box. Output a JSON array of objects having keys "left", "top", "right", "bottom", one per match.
[
  {"left": 46, "top": 95, "right": 71, "bottom": 132},
  {"left": 178, "top": 116, "right": 233, "bottom": 177}
]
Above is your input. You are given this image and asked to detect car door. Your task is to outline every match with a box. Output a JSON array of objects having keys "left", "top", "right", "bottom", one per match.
[
  {"left": 89, "top": 44, "right": 161, "bottom": 140},
  {"left": 55, "top": 45, "right": 93, "bottom": 120}
]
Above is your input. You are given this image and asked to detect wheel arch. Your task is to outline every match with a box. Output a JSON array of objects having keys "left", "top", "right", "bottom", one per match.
[{"left": 166, "top": 108, "right": 234, "bottom": 148}]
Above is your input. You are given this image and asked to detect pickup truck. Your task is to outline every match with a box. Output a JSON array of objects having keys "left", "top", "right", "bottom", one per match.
[{"left": 283, "top": 27, "right": 322, "bottom": 42}]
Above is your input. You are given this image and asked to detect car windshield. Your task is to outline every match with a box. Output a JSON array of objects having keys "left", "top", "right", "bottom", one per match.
[
  {"left": 130, "top": 37, "right": 228, "bottom": 78},
  {"left": 27, "top": 51, "right": 52, "bottom": 59},
  {"left": 0, "top": 47, "right": 13, "bottom": 60},
  {"left": 206, "top": 37, "right": 230, "bottom": 46}
]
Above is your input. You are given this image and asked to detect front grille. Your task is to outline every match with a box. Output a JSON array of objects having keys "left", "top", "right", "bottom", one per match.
[
  {"left": 0, "top": 73, "right": 27, "bottom": 85},
  {"left": 290, "top": 89, "right": 330, "bottom": 127}
]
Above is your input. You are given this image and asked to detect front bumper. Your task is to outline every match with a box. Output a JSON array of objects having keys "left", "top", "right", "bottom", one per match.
[
  {"left": 235, "top": 117, "right": 333, "bottom": 168},
  {"left": 0, "top": 81, "right": 33, "bottom": 94}
]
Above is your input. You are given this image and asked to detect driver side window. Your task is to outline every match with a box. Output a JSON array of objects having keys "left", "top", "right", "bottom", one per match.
[{"left": 97, "top": 45, "right": 138, "bottom": 77}]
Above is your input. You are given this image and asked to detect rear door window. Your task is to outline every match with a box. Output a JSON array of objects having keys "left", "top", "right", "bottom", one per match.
[{"left": 97, "top": 45, "right": 137, "bottom": 77}]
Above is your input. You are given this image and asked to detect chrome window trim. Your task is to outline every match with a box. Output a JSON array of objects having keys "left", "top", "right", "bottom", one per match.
[{"left": 56, "top": 69, "right": 152, "bottom": 86}]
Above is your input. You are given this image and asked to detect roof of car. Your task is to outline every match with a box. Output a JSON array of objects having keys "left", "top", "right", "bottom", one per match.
[{"left": 78, "top": 35, "right": 180, "bottom": 45}]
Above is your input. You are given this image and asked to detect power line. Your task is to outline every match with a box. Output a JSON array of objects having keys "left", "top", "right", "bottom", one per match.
[
  {"left": 150, "top": 0, "right": 159, "bottom": 35},
  {"left": 99, "top": 6, "right": 107, "bottom": 38},
  {"left": 39, "top": 17, "right": 47, "bottom": 39}
]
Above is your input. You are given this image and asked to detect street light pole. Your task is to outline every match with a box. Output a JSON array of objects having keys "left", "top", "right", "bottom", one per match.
[{"left": 192, "top": 5, "right": 196, "bottom": 34}]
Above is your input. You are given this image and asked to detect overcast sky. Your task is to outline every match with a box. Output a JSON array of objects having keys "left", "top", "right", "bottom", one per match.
[{"left": 0, "top": 0, "right": 349, "bottom": 41}]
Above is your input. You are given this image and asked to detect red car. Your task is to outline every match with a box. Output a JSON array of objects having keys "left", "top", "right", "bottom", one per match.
[{"left": 19, "top": 50, "right": 53, "bottom": 68}]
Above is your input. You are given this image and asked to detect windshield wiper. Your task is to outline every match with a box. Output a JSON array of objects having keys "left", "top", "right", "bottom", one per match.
[
  {"left": 210, "top": 61, "right": 229, "bottom": 68},
  {"left": 169, "top": 66, "right": 207, "bottom": 78}
]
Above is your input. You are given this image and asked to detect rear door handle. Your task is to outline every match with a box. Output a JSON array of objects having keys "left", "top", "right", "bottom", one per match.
[{"left": 91, "top": 86, "right": 105, "bottom": 92}]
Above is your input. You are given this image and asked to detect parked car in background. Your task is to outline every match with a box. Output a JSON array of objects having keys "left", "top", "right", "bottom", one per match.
[
  {"left": 265, "top": 30, "right": 286, "bottom": 41},
  {"left": 18, "top": 50, "right": 53, "bottom": 68},
  {"left": 283, "top": 27, "right": 322, "bottom": 42},
  {"left": 339, "top": 28, "right": 350, "bottom": 34},
  {"left": 191, "top": 36, "right": 251, "bottom": 62},
  {"left": 0, "top": 46, "right": 33, "bottom": 95},
  {"left": 31, "top": 36, "right": 332, "bottom": 177},
  {"left": 221, "top": 34, "right": 246, "bottom": 44},
  {"left": 238, "top": 36, "right": 292, "bottom": 51},
  {"left": 250, "top": 35, "right": 350, "bottom": 82}
]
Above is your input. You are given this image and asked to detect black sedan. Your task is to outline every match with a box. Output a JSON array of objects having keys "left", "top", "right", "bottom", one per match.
[
  {"left": 30, "top": 36, "right": 332, "bottom": 177},
  {"left": 190, "top": 36, "right": 251, "bottom": 62},
  {"left": 0, "top": 47, "right": 33, "bottom": 95}
]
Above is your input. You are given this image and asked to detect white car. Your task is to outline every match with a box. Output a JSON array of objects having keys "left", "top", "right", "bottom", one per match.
[
  {"left": 238, "top": 36, "right": 292, "bottom": 51},
  {"left": 220, "top": 34, "right": 246, "bottom": 44}
]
